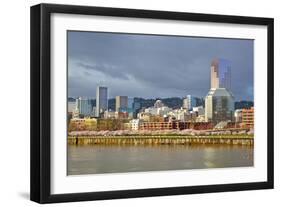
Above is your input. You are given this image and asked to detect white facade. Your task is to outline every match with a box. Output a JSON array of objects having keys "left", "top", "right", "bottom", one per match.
[
  {"left": 104, "top": 110, "right": 116, "bottom": 119},
  {"left": 157, "top": 106, "right": 172, "bottom": 116},
  {"left": 68, "top": 101, "right": 76, "bottom": 113},
  {"left": 192, "top": 106, "right": 205, "bottom": 116},
  {"left": 168, "top": 108, "right": 189, "bottom": 121},
  {"left": 195, "top": 115, "right": 205, "bottom": 122},
  {"left": 130, "top": 119, "right": 141, "bottom": 130},
  {"left": 154, "top": 100, "right": 165, "bottom": 108},
  {"left": 182, "top": 98, "right": 188, "bottom": 109},
  {"left": 144, "top": 106, "right": 172, "bottom": 116},
  {"left": 234, "top": 109, "right": 243, "bottom": 123},
  {"left": 144, "top": 107, "right": 158, "bottom": 115}
]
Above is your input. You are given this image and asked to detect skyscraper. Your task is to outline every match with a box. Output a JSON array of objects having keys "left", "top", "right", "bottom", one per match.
[
  {"left": 205, "top": 58, "right": 234, "bottom": 123},
  {"left": 211, "top": 58, "right": 231, "bottom": 91},
  {"left": 205, "top": 88, "right": 234, "bottom": 123},
  {"left": 182, "top": 95, "right": 196, "bottom": 110},
  {"left": 132, "top": 98, "right": 141, "bottom": 118},
  {"left": 96, "top": 86, "right": 108, "bottom": 117},
  {"left": 75, "top": 97, "right": 93, "bottom": 116},
  {"left": 115, "top": 96, "right": 128, "bottom": 112}
]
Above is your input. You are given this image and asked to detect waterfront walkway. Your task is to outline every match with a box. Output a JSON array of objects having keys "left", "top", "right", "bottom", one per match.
[{"left": 68, "top": 134, "right": 254, "bottom": 146}]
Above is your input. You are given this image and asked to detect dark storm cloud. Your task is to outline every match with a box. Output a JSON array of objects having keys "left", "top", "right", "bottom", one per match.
[
  {"left": 68, "top": 31, "right": 253, "bottom": 100},
  {"left": 77, "top": 62, "right": 130, "bottom": 80}
]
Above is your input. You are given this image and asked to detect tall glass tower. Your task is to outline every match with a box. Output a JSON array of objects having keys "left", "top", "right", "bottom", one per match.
[
  {"left": 206, "top": 58, "right": 234, "bottom": 123},
  {"left": 96, "top": 86, "right": 108, "bottom": 117},
  {"left": 211, "top": 58, "right": 231, "bottom": 91},
  {"left": 205, "top": 88, "right": 234, "bottom": 123},
  {"left": 75, "top": 97, "right": 93, "bottom": 116}
]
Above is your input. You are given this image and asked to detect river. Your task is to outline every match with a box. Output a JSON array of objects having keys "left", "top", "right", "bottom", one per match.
[{"left": 67, "top": 144, "right": 253, "bottom": 175}]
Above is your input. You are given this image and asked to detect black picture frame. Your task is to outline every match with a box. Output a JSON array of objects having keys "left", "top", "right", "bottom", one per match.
[{"left": 30, "top": 3, "right": 274, "bottom": 204}]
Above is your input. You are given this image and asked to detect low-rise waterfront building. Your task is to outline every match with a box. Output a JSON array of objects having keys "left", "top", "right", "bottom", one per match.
[
  {"left": 144, "top": 107, "right": 158, "bottom": 115},
  {"left": 139, "top": 121, "right": 213, "bottom": 130},
  {"left": 68, "top": 118, "right": 97, "bottom": 131},
  {"left": 157, "top": 106, "right": 172, "bottom": 116},
  {"left": 139, "top": 121, "right": 174, "bottom": 130},
  {"left": 195, "top": 115, "right": 205, "bottom": 122},
  {"left": 115, "top": 111, "right": 129, "bottom": 119},
  {"left": 168, "top": 108, "right": 189, "bottom": 121},
  {"left": 104, "top": 110, "right": 116, "bottom": 119},
  {"left": 139, "top": 121, "right": 188, "bottom": 130},
  {"left": 188, "top": 122, "right": 214, "bottom": 130},
  {"left": 241, "top": 107, "right": 254, "bottom": 129},
  {"left": 130, "top": 119, "right": 141, "bottom": 130},
  {"left": 137, "top": 112, "right": 164, "bottom": 122}
]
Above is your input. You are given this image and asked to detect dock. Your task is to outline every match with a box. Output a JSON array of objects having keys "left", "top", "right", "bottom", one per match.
[{"left": 68, "top": 135, "right": 254, "bottom": 146}]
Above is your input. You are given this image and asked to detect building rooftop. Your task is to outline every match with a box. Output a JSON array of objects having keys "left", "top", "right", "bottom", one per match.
[{"left": 206, "top": 88, "right": 234, "bottom": 97}]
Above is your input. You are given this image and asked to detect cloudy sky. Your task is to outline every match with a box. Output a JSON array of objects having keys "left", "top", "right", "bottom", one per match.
[{"left": 68, "top": 31, "right": 253, "bottom": 101}]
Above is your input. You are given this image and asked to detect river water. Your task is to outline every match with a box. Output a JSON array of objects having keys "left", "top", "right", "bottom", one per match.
[{"left": 67, "top": 144, "right": 253, "bottom": 175}]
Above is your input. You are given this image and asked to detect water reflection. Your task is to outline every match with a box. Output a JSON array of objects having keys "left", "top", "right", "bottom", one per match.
[{"left": 67, "top": 144, "right": 253, "bottom": 175}]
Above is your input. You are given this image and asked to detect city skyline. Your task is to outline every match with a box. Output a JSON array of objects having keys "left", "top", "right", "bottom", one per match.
[{"left": 68, "top": 31, "right": 254, "bottom": 101}]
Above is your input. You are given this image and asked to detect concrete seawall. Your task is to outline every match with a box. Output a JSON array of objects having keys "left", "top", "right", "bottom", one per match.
[{"left": 68, "top": 135, "right": 254, "bottom": 146}]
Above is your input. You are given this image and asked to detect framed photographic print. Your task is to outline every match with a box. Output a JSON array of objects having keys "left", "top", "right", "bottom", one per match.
[{"left": 30, "top": 3, "right": 274, "bottom": 203}]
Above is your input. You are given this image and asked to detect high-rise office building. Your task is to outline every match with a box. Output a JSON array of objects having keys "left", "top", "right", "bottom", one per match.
[
  {"left": 132, "top": 98, "right": 141, "bottom": 118},
  {"left": 115, "top": 96, "right": 128, "bottom": 112},
  {"left": 205, "top": 88, "right": 234, "bottom": 123},
  {"left": 75, "top": 97, "right": 93, "bottom": 116},
  {"left": 183, "top": 95, "right": 196, "bottom": 110},
  {"left": 126, "top": 97, "right": 135, "bottom": 118},
  {"left": 128, "top": 97, "right": 134, "bottom": 109},
  {"left": 96, "top": 86, "right": 108, "bottom": 117},
  {"left": 205, "top": 58, "right": 234, "bottom": 123},
  {"left": 211, "top": 58, "right": 231, "bottom": 91}
]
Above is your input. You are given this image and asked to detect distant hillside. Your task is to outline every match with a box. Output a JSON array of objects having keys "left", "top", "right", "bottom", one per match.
[
  {"left": 69, "top": 97, "right": 252, "bottom": 111},
  {"left": 133, "top": 97, "right": 184, "bottom": 109}
]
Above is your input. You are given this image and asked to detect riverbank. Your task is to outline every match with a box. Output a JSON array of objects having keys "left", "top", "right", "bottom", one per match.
[{"left": 68, "top": 134, "right": 254, "bottom": 146}]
